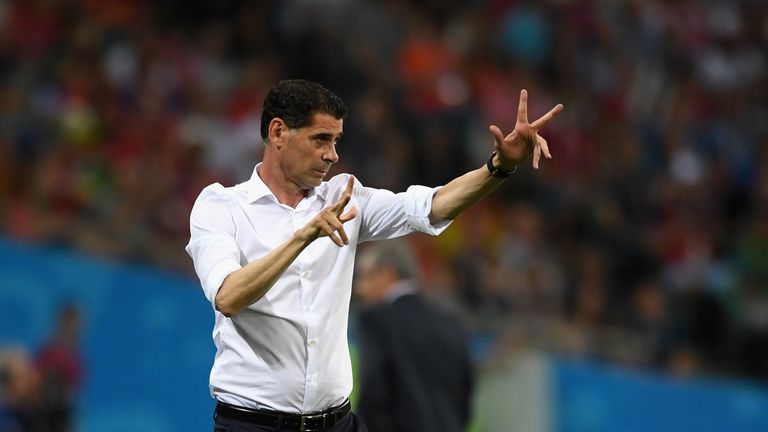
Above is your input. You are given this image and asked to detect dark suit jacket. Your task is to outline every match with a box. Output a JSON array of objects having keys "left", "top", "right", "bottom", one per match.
[{"left": 356, "top": 293, "right": 474, "bottom": 432}]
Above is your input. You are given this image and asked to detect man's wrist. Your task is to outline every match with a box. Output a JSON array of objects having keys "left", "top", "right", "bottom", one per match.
[
  {"left": 292, "top": 227, "right": 318, "bottom": 245},
  {"left": 486, "top": 151, "right": 517, "bottom": 178}
]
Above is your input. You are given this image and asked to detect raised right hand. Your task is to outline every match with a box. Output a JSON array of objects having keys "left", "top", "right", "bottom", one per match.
[{"left": 297, "top": 176, "right": 358, "bottom": 247}]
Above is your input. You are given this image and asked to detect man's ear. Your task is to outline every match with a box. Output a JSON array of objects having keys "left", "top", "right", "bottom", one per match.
[{"left": 268, "top": 118, "right": 287, "bottom": 149}]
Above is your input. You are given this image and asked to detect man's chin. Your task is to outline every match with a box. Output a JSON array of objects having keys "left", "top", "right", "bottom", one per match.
[{"left": 304, "top": 176, "right": 324, "bottom": 188}]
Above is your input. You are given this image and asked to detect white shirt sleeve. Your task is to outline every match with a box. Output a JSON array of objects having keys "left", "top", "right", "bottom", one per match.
[
  {"left": 356, "top": 180, "right": 453, "bottom": 242},
  {"left": 185, "top": 183, "right": 243, "bottom": 306}
]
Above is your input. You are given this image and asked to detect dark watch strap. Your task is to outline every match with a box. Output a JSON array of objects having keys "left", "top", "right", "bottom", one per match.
[{"left": 486, "top": 151, "right": 516, "bottom": 178}]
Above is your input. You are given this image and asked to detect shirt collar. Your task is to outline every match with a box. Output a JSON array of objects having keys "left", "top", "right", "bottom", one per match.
[
  {"left": 247, "top": 164, "right": 273, "bottom": 203},
  {"left": 383, "top": 279, "right": 418, "bottom": 303},
  {"left": 247, "top": 163, "right": 328, "bottom": 204}
]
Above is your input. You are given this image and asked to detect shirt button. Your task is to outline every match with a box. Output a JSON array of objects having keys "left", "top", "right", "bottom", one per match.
[
  {"left": 309, "top": 374, "right": 317, "bottom": 383},
  {"left": 301, "top": 271, "right": 309, "bottom": 278},
  {"left": 303, "top": 306, "right": 310, "bottom": 313},
  {"left": 308, "top": 339, "right": 317, "bottom": 347}
]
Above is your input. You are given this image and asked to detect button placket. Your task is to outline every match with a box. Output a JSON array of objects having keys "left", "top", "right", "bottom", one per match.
[{"left": 292, "top": 211, "right": 311, "bottom": 314}]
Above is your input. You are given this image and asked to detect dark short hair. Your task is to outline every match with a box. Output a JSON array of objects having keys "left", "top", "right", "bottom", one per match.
[{"left": 260, "top": 79, "right": 346, "bottom": 139}]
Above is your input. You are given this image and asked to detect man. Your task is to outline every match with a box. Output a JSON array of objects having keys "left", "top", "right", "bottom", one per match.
[
  {"left": 37, "top": 305, "right": 83, "bottom": 432},
  {"left": 186, "top": 79, "right": 562, "bottom": 431},
  {"left": 0, "top": 347, "right": 45, "bottom": 432},
  {"left": 355, "top": 240, "right": 473, "bottom": 432}
]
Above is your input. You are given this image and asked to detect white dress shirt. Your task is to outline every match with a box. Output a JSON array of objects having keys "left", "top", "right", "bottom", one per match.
[{"left": 186, "top": 164, "right": 451, "bottom": 413}]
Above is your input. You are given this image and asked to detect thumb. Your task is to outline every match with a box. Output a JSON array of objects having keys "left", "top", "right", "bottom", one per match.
[
  {"left": 489, "top": 125, "right": 505, "bottom": 142},
  {"left": 489, "top": 125, "right": 505, "bottom": 150}
]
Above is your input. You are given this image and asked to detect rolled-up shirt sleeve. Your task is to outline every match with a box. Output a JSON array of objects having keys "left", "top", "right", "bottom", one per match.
[
  {"left": 401, "top": 185, "right": 452, "bottom": 234},
  {"left": 357, "top": 180, "right": 453, "bottom": 242},
  {"left": 186, "top": 183, "right": 243, "bottom": 306}
]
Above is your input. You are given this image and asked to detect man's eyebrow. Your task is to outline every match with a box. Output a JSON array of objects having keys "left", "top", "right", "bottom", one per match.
[{"left": 311, "top": 132, "right": 343, "bottom": 140}]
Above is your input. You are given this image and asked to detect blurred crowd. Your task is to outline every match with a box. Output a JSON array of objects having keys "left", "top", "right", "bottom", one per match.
[
  {"left": 1, "top": 0, "right": 767, "bottom": 381},
  {"left": 0, "top": 306, "right": 82, "bottom": 432}
]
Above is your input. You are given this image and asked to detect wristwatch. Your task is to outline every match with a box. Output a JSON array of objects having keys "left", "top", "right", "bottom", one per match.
[{"left": 486, "top": 151, "right": 516, "bottom": 178}]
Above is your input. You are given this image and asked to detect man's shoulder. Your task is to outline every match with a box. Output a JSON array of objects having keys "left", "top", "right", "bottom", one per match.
[
  {"left": 194, "top": 181, "right": 247, "bottom": 207},
  {"left": 321, "top": 173, "right": 375, "bottom": 202}
]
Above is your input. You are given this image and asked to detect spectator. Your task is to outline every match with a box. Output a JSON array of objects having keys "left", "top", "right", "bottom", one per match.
[
  {"left": 37, "top": 305, "right": 84, "bottom": 432},
  {"left": 355, "top": 240, "right": 474, "bottom": 432},
  {"left": 0, "top": 347, "right": 45, "bottom": 432}
]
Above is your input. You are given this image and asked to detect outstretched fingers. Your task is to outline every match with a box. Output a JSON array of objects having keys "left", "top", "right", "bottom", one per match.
[
  {"left": 488, "top": 91, "right": 562, "bottom": 170},
  {"left": 319, "top": 218, "right": 344, "bottom": 247},
  {"left": 517, "top": 89, "right": 528, "bottom": 124},
  {"left": 332, "top": 176, "right": 355, "bottom": 216},
  {"left": 538, "top": 136, "right": 552, "bottom": 159},
  {"left": 531, "top": 103, "right": 564, "bottom": 130},
  {"left": 533, "top": 141, "right": 541, "bottom": 169},
  {"left": 323, "top": 176, "right": 358, "bottom": 246},
  {"left": 532, "top": 136, "right": 552, "bottom": 169},
  {"left": 328, "top": 216, "right": 349, "bottom": 246},
  {"left": 340, "top": 207, "right": 357, "bottom": 223}
]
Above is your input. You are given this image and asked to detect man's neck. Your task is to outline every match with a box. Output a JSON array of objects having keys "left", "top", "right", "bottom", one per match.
[{"left": 258, "top": 162, "right": 307, "bottom": 208}]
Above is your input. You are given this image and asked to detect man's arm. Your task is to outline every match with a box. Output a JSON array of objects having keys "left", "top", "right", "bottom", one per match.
[
  {"left": 215, "top": 177, "right": 357, "bottom": 317},
  {"left": 430, "top": 89, "right": 563, "bottom": 224},
  {"left": 214, "top": 231, "right": 312, "bottom": 317},
  {"left": 429, "top": 164, "right": 505, "bottom": 224}
]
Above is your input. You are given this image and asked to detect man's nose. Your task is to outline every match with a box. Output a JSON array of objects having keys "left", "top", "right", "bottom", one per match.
[{"left": 323, "top": 145, "right": 339, "bottom": 163}]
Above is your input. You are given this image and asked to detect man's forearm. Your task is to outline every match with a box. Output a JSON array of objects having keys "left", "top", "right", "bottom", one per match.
[
  {"left": 429, "top": 165, "right": 506, "bottom": 224},
  {"left": 214, "top": 232, "right": 312, "bottom": 317}
]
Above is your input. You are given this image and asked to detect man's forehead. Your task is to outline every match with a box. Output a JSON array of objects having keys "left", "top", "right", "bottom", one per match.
[{"left": 306, "top": 112, "right": 343, "bottom": 134}]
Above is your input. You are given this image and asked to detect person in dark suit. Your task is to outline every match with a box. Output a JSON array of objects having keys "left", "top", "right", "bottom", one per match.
[{"left": 354, "top": 240, "right": 474, "bottom": 432}]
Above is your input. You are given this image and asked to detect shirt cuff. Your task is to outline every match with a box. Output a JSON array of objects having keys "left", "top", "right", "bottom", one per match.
[
  {"left": 404, "top": 185, "right": 452, "bottom": 235},
  {"left": 202, "top": 260, "right": 242, "bottom": 307}
]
